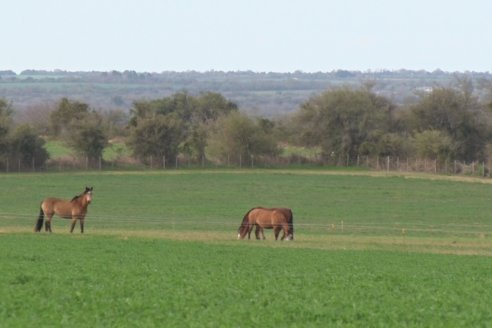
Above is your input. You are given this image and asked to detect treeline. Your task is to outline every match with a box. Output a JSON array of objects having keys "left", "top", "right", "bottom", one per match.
[
  {"left": 2, "top": 69, "right": 492, "bottom": 118},
  {"left": 1, "top": 80, "right": 492, "bottom": 171}
]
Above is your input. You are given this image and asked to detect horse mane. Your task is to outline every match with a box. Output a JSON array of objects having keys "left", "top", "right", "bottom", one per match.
[
  {"left": 241, "top": 207, "right": 259, "bottom": 225},
  {"left": 71, "top": 195, "right": 81, "bottom": 202}
]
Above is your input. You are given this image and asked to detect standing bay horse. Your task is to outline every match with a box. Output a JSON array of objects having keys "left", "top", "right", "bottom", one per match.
[
  {"left": 34, "top": 187, "right": 93, "bottom": 233},
  {"left": 237, "top": 207, "right": 294, "bottom": 240}
]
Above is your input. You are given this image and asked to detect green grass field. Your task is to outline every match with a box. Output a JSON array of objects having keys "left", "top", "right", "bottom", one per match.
[
  {"left": 44, "top": 139, "right": 132, "bottom": 162},
  {"left": 1, "top": 169, "right": 492, "bottom": 326}
]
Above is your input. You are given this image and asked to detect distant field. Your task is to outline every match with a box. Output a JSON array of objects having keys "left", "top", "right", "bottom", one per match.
[
  {"left": 44, "top": 139, "right": 319, "bottom": 164},
  {"left": 44, "top": 139, "right": 132, "bottom": 162},
  {"left": 43, "top": 139, "right": 73, "bottom": 158},
  {"left": 1, "top": 169, "right": 492, "bottom": 326}
]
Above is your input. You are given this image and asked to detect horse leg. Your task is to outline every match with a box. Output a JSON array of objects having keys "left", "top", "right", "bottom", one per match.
[
  {"left": 247, "top": 224, "right": 254, "bottom": 240},
  {"left": 45, "top": 214, "right": 53, "bottom": 233},
  {"left": 254, "top": 226, "right": 266, "bottom": 240},
  {"left": 255, "top": 225, "right": 261, "bottom": 240},
  {"left": 255, "top": 225, "right": 265, "bottom": 240},
  {"left": 273, "top": 226, "right": 281, "bottom": 240},
  {"left": 260, "top": 227, "right": 266, "bottom": 240},
  {"left": 70, "top": 218, "right": 77, "bottom": 233},
  {"left": 280, "top": 223, "right": 290, "bottom": 240},
  {"left": 80, "top": 219, "right": 84, "bottom": 234}
]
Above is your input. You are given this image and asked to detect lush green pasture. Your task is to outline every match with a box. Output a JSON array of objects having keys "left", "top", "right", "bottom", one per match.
[
  {"left": 44, "top": 139, "right": 131, "bottom": 162},
  {"left": 43, "top": 140, "right": 74, "bottom": 158},
  {"left": 1, "top": 169, "right": 492, "bottom": 240},
  {"left": 1, "top": 234, "right": 491, "bottom": 327},
  {"left": 1, "top": 170, "right": 492, "bottom": 326}
]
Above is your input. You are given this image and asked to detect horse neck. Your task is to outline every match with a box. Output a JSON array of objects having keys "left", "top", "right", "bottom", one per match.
[
  {"left": 73, "top": 194, "right": 89, "bottom": 209},
  {"left": 242, "top": 208, "right": 256, "bottom": 224}
]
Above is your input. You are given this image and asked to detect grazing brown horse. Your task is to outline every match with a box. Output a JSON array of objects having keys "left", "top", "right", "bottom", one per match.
[
  {"left": 34, "top": 187, "right": 93, "bottom": 233},
  {"left": 237, "top": 207, "right": 294, "bottom": 240}
]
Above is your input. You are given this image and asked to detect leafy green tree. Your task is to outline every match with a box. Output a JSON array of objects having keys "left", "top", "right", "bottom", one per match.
[
  {"left": 9, "top": 124, "right": 49, "bottom": 168},
  {"left": 66, "top": 113, "right": 108, "bottom": 165},
  {"left": 128, "top": 92, "right": 237, "bottom": 162},
  {"left": 295, "top": 87, "right": 395, "bottom": 160},
  {"left": 48, "top": 98, "right": 108, "bottom": 165},
  {"left": 100, "top": 109, "right": 129, "bottom": 138},
  {"left": 50, "top": 98, "right": 90, "bottom": 136},
  {"left": 409, "top": 87, "right": 488, "bottom": 161},
  {"left": 413, "top": 130, "right": 453, "bottom": 161},
  {"left": 207, "top": 112, "right": 279, "bottom": 163},
  {"left": 360, "top": 131, "right": 410, "bottom": 157},
  {"left": 183, "top": 92, "right": 238, "bottom": 159},
  {"left": 0, "top": 99, "right": 13, "bottom": 157},
  {"left": 128, "top": 114, "right": 184, "bottom": 163}
]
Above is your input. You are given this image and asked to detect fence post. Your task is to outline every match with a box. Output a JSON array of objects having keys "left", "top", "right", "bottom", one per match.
[{"left": 386, "top": 156, "right": 390, "bottom": 172}]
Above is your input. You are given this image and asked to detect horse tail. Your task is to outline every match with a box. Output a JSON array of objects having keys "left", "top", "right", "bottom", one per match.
[
  {"left": 288, "top": 209, "right": 294, "bottom": 240},
  {"left": 34, "top": 206, "right": 44, "bottom": 232}
]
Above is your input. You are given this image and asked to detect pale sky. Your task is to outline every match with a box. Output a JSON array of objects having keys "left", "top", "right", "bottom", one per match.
[{"left": 1, "top": 0, "right": 491, "bottom": 73}]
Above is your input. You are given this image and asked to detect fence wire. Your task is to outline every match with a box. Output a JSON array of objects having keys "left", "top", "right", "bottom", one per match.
[
  {"left": 1, "top": 155, "right": 491, "bottom": 179},
  {"left": 2, "top": 211, "right": 491, "bottom": 238}
]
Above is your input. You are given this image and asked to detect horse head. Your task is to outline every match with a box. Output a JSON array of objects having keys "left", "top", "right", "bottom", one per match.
[
  {"left": 237, "top": 224, "right": 248, "bottom": 239},
  {"left": 237, "top": 208, "right": 256, "bottom": 239},
  {"left": 84, "top": 186, "right": 93, "bottom": 204}
]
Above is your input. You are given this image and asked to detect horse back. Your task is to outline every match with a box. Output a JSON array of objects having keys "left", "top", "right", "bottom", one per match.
[
  {"left": 41, "top": 198, "right": 73, "bottom": 219},
  {"left": 251, "top": 207, "right": 291, "bottom": 228}
]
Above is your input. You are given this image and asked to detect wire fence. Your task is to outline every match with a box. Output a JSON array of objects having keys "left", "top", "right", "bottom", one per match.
[
  {"left": 0, "top": 154, "right": 491, "bottom": 178},
  {"left": 2, "top": 211, "right": 491, "bottom": 239}
]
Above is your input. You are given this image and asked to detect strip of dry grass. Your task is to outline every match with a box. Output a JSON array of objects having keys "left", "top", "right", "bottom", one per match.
[{"left": 4, "top": 226, "right": 491, "bottom": 256}]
